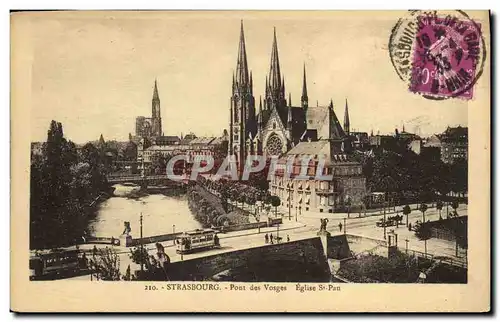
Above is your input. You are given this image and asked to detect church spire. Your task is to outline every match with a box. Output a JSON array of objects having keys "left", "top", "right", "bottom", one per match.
[
  {"left": 281, "top": 75, "right": 285, "bottom": 98},
  {"left": 269, "top": 27, "right": 281, "bottom": 95},
  {"left": 235, "top": 20, "right": 249, "bottom": 87},
  {"left": 152, "top": 79, "right": 161, "bottom": 122},
  {"left": 344, "top": 98, "right": 350, "bottom": 135},
  {"left": 301, "top": 63, "right": 308, "bottom": 108},
  {"left": 153, "top": 79, "right": 160, "bottom": 103},
  {"left": 249, "top": 71, "right": 253, "bottom": 94}
]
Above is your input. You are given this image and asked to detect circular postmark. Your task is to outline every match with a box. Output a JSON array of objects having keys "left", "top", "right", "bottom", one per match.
[{"left": 389, "top": 10, "right": 486, "bottom": 100}]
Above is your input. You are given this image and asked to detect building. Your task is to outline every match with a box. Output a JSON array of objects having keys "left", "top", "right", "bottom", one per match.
[
  {"left": 270, "top": 138, "right": 366, "bottom": 213},
  {"left": 135, "top": 80, "right": 163, "bottom": 139},
  {"left": 228, "top": 22, "right": 357, "bottom": 172},
  {"left": 439, "top": 126, "right": 468, "bottom": 163},
  {"left": 155, "top": 136, "right": 181, "bottom": 146},
  {"left": 226, "top": 22, "right": 366, "bottom": 212},
  {"left": 142, "top": 136, "right": 225, "bottom": 164}
]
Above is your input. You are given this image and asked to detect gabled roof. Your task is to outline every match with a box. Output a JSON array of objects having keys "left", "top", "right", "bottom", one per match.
[{"left": 285, "top": 140, "right": 329, "bottom": 156}]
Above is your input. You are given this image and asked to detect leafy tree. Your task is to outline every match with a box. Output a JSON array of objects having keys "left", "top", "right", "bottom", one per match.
[
  {"left": 88, "top": 247, "right": 121, "bottom": 281},
  {"left": 414, "top": 222, "right": 432, "bottom": 256},
  {"left": 271, "top": 196, "right": 281, "bottom": 216},
  {"left": 123, "top": 141, "right": 138, "bottom": 162},
  {"left": 402, "top": 205, "right": 411, "bottom": 227},
  {"left": 436, "top": 200, "right": 443, "bottom": 220},
  {"left": 30, "top": 121, "right": 109, "bottom": 249},
  {"left": 451, "top": 200, "right": 459, "bottom": 217},
  {"left": 419, "top": 203, "right": 428, "bottom": 223}
]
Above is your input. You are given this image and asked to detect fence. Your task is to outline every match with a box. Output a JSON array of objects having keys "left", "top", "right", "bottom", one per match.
[{"left": 399, "top": 247, "right": 467, "bottom": 269}]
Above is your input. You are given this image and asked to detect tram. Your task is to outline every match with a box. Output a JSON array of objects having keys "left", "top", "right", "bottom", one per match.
[
  {"left": 175, "top": 229, "right": 220, "bottom": 254},
  {"left": 29, "top": 250, "right": 86, "bottom": 280}
]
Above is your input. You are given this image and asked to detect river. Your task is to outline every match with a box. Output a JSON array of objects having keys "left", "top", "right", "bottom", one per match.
[{"left": 88, "top": 184, "right": 202, "bottom": 238}]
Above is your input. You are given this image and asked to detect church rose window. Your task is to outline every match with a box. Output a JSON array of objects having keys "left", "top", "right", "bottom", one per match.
[{"left": 266, "top": 133, "right": 283, "bottom": 156}]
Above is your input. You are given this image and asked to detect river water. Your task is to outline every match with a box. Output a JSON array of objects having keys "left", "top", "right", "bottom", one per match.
[{"left": 88, "top": 184, "right": 202, "bottom": 238}]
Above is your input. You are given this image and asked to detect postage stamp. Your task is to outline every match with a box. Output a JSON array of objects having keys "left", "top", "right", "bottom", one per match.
[{"left": 389, "top": 10, "right": 486, "bottom": 100}]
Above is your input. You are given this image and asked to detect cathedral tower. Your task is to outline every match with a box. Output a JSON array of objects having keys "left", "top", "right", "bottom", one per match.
[
  {"left": 151, "top": 80, "right": 162, "bottom": 137},
  {"left": 228, "top": 21, "right": 257, "bottom": 173}
]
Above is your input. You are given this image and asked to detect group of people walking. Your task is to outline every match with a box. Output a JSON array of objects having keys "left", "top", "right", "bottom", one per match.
[{"left": 264, "top": 233, "right": 290, "bottom": 244}]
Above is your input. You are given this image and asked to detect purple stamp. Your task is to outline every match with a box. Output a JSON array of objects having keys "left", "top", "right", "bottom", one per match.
[{"left": 389, "top": 10, "right": 486, "bottom": 100}]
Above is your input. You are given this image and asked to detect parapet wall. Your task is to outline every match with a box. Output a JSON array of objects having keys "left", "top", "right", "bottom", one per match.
[{"left": 165, "top": 237, "right": 328, "bottom": 281}]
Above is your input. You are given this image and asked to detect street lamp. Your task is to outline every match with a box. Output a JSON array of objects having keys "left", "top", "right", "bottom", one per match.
[
  {"left": 140, "top": 212, "right": 144, "bottom": 273},
  {"left": 383, "top": 202, "right": 387, "bottom": 240},
  {"left": 288, "top": 188, "right": 292, "bottom": 221},
  {"left": 173, "top": 224, "right": 176, "bottom": 245}
]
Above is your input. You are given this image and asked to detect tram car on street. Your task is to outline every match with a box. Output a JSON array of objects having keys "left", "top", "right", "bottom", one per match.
[
  {"left": 29, "top": 250, "right": 87, "bottom": 280},
  {"left": 176, "top": 229, "right": 220, "bottom": 254}
]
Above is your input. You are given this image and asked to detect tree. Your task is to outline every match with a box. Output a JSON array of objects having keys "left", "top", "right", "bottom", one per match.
[
  {"left": 271, "top": 196, "right": 281, "bottom": 217},
  {"left": 150, "top": 153, "right": 168, "bottom": 174},
  {"left": 88, "top": 247, "right": 121, "bottom": 281},
  {"left": 345, "top": 195, "right": 352, "bottom": 218},
  {"left": 419, "top": 203, "right": 428, "bottom": 223},
  {"left": 436, "top": 200, "right": 443, "bottom": 220},
  {"left": 123, "top": 141, "right": 138, "bottom": 162},
  {"left": 451, "top": 200, "right": 459, "bottom": 217},
  {"left": 414, "top": 222, "right": 432, "bottom": 256},
  {"left": 402, "top": 205, "right": 411, "bottom": 227}
]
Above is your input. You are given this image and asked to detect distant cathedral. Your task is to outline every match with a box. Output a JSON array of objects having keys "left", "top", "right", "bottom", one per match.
[
  {"left": 135, "top": 80, "right": 163, "bottom": 138},
  {"left": 228, "top": 22, "right": 352, "bottom": 172}
]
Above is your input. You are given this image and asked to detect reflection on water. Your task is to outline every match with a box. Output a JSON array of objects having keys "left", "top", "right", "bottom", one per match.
[{"left": 89, "top": 185, "right": 201, "bottom": 238}]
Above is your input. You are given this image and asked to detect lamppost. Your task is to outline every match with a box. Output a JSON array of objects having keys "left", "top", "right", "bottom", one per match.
[
  {"left": 383, "top": 202, "right": 387, "bottom": 240},
  {"left": 343, "top": 217, "right": 346, "bottom": 235},
  {"left": 405, "top": 239, "right": 409, "bottom": 254},
  {"left": 140, "top": 212, "right": 144, "bottom": 273},
  {"left": 172, "top": 224, "right": 176, "bottom": 245},
  {"left": 288, "top": 188, "right": 292, "bottom": 221}
]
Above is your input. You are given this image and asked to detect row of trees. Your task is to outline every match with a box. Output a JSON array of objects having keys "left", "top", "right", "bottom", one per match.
[
  {"left": 353, "top": 148, "right": 467, "bottom": 207},
  {"left": 187, "top": 185, "right": 231, "bottom": 228},
  {"left": 30, "top": 121, "right": 109, "bottom": 249},
  {"left": 198, "top": 176, "right": 281, "bottom": 216}
]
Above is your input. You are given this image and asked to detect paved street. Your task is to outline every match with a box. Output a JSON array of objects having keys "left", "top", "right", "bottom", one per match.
[{"left": 67, "top": 201, "right": 467, "bottom": 280}]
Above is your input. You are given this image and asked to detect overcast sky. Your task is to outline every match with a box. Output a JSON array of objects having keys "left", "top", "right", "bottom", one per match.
[{"left": 24, "top": 11, "right": 475, "bottom": 144}]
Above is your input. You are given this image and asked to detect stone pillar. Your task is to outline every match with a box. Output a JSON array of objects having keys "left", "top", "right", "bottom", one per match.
[
  {"left": 120, "top": 234, "right": 133, "bottom": 247},
  {"left": 387, "top": 230, "right": 398, "bottom": 258}
]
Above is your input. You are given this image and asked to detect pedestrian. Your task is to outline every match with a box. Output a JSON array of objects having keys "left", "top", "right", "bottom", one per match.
[
  {"left": 339, "top": 222, "right": 343, "bottom": 232},
  {"left": 264, "top": 233, "right": 269, "bottom": 244},
  {"left": 287, "top": 234, "right": 290, "bottom": 242},
  {"left": 269, "top": 233, "right": 274, "bottom": 244},
  {"left": 408, "top": 222, "right": 412, "bottom": 231}
]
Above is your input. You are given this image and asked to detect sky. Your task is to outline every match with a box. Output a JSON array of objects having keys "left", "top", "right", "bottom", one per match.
[{"left": 24, "top": 11, "right": 473, "bottom": 144}]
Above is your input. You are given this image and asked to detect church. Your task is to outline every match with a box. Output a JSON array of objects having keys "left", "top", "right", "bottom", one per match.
[{"left": 228, "top": 22, "right": 367, "bottom": 213}]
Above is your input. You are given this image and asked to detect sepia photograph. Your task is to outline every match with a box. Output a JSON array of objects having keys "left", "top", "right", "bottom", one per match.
[{"left": 10, "top": 9, "right": 490, "bottom": 312}]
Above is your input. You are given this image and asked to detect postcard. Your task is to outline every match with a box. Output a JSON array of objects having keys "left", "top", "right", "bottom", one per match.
[{"left": 11, "top": 10, "right": 490, "bottom": 312}]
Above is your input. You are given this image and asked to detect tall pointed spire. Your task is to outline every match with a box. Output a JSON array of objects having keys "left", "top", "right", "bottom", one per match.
[
  {"left": 235, "top": 20, "right": 249, "bottom": 86},
  {"left": 301, "top": 63, "right": 308, "bottom": 108},
  {"left": 153, "top": 79, "right": 160, "bottom": 102},
  {"left": 249, "top": 71, "right": 253, "bottom": 94},
  {"left": 344, "top": 98, "right": 350, "bottom": 135},
  {"left": 265, "top": 75, "right": 269, "bottom": 97},
  {"left": 281, "top": 75, "right": 285, "bottom": 97},
  {"left": 269, "top": 27, "right": 281, "bottom": 94}
]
